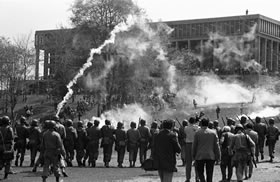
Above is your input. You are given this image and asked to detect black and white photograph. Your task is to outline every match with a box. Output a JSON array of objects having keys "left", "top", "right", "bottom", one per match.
[{"left": 0, "top": 0, "right": 280, "bottom": 181}]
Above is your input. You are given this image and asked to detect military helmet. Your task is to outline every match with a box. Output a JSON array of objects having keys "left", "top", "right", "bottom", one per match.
[
  {"left": 31, "top": 119, "right": 39, "bottom": 127},
  {"left": 77, "top": 121, "right": 83, "bottom": 128},
  {"left": 66, "top": 119, "right": 73, "bottom": 127},
  {"left": 105, "top": 119, "right": 111, "bottom": 125},
  {"left": 94, "top": 120, "right": 100, "bottom": 126},
  {"left": 117, "top": 122, "right": 124, "bottom": 129},
  {"left": 48, "top": 120, "right": 57, "bottom": 129},
  {"left": 2, "top": 116, "right": 10, "bottom": 126},
  {"left": 269, "top": 118, "right": 275, "bottom": 125},
  {"left": 235, "top": 124, "right": 244, "bottom": 130}
]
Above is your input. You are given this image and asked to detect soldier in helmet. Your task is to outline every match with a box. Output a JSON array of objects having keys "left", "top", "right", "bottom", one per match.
[
  {"left": 266, "top": 118, "right": 280, "bottom": 162},
  {"left": 28, "top": 119, "right": 41, "bottom": 167},
  {"left": 41, "top": 120, "right": 66, "bottom": 182},
  {"left": 87, "top": 120, "right": 101, "bottom": 167},
  {"left": 32, "top": 120, "right": 50, "bottom": 172},
  {"left": 64, "top": 119, "right": 77, "bottom": 167},
  {"left": 230, "top": 124, "right": 255, "bottom": 182},
  {"left": 115, "top": 122, "right": 126, "bottom": 168},
  {"left": 15, "top": 116, "right": 29, "bottom": 167},
  {"left": 83, "top": 121, "right": 93, "bottom": 166},
  {"left": 138, "top": 119, "right": 151, "bottom": 165},
  {"left": 178, "top": 119, "right": 187, "bottom": 166},
  {"left": 253, "top": 116, "right": 267, "bottom": 161},
  {"left": 127, "top": 121, "right": 140, "bottom": 167},
  {"left": 75, "top": 121, "right": 87, "bottom": 167},
  {"left": 0, "top": 116, "right": 15, "bottom": 179},
  {"left": 100, "top": 119, "right": 115, "bottom": 167}
]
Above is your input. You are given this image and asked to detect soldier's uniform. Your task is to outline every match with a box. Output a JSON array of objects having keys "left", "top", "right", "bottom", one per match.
[
  {"left": 220, "top": 126, "right": 234, "bottom": 182},
  {"left": 76, "top": 121, "right": 87, "bottom": 167},
  {"left": 87, "top": 120, "right": 101, "bottom": 167},
  {"left": 41, "top": 120, "right": 65, "bottom": 182},
  {"left": 149, "top": 122, "right": 159, "bottom": 158},
  {"left": 245, "top": 123, "right": 258, "bottom": 179},
  {"left": 83, "top": 122, "right": 93, "bottom": 166},
  {"left": 230, "top": 124, "right": 255, "bottom": 182},
  {"left": 28, "top": 119, "right": 41, "bottom": 167},
  {"left": 0, "top": 116, "right": 15, "bottom": 179},
  {"left": 100, "top": 120, "right": 115, "bottom": 167},
  {"left": 15, "top": 117, "right": 29, "bottom": 167},
  {"left": 64, "top": 119, "right": 77, "bottom": 167},
  {"left": 253, "top": 117, "right": 267, "bottom": 161},
  {"left": 115, "top": 122, "right": 126, "bottom": 168},
  {"left": 138, "top": 120, "right": 151, "bottom": 165},
  {"left": 127, "top": 122, "right": 140, "bottom": 167},
  {"left": 266, "top": 119, "right": 280, "bottom": 162}
]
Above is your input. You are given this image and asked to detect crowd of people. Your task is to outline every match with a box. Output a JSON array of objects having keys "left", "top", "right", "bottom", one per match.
[{"left": 0, "top": 113, "right": 279, "bottom": 182}]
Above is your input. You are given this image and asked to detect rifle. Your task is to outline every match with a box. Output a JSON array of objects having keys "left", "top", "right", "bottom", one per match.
[
  {"left": 246, "top": 115, "right": 255, "bottom": 125},
  {"left": 221, "top": 117, "right": 226, "bottom": 126},
  {"left": 175, "top": 117, "right": 183, "bottom": 128},
  {"left": 263, "top": 117, "right": 269, "bottom": 126},
  {"left": 236, "top": 115, "right": 241, "bottom": 122}
]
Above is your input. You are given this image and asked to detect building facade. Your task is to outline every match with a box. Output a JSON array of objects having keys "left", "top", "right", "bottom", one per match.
[{"left": 34, "top": 14, "right": 280, "bottom": 80}]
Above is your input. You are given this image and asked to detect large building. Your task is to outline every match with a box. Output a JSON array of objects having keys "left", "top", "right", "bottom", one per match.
[{"left": 34, "top": 14, "right": 280, "bottom": 80}]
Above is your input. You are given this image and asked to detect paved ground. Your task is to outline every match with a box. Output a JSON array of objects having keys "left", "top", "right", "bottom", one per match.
[{"left": 1, "top": 149, "right": 280, "bottom": 182}]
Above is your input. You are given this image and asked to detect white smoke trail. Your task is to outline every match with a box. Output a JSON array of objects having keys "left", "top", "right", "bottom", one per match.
[{"left": 56, "top": 16, "right": 136, "bottom": 116}]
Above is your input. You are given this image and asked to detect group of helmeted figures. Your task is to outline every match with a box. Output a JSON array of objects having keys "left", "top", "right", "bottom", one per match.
[{"left": 0, "top": 113, "right": 279, "bottom": 182}]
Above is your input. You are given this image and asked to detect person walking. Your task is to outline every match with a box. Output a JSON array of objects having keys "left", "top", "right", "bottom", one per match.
[
  {"left": 41, "top": 120, "right": 66, "bottom": 182},
  {"left": 28, "top": 119, "right": 41, "bottom": 167},
  {"left": 64, "top": 119, "right": 77, "bottom": 167},
  {"left": 138, "top": 119, "right": 151, "bottom": 165},
  {"left": 87, "top": 120, "right": 101, "bottom": 167},
  {"left": 75, "top": 121, "right": 87, "bottom": 167},
  {"left": 15, "top": 116, "right": 29, "bottom": 167},
  {"left": 154, "top": 119, "right": 181, "bottom": 182},
  {"left": 219, "top": 126, "right": 234, "bottom": 182},
  {"left": 230, "top": 124, "right": 255, "bottom": 182},
  {"left": 100, "top": 120, "right": 115, "bottom": 168},
  {"left": 266, "top": 118, "right": 280, "bottom": 162},
  {"left": 193, "top": 118, "right": 221, "bottom": 182},
  {"left": 244, "top": 123, "right": 258, "bottom": 179},
  {"left": 184, "top": 117, "right": 200, "bottom": 182},
  {"left": 127, "top": 121, "right": 140, "bottom": 167},
  {"left": 115, "top": 122, "right": 126, "bottom": 168},
  {"left": 0, "top": 116, "right": 15, "bottom": 179},
  {"left": 253, "top": 116, "right": 267, "bottom": 162}
]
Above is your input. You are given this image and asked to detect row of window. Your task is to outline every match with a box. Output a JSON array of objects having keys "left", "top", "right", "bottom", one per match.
[
  {"left": 259, "top": 19, "right": 280, "bottom": 38},
  {"left": 169, "top": 19, "right": 257, "bottom": 39}
]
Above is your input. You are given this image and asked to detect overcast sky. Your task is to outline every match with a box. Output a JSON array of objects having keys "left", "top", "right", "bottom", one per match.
[{"left": 1, "top": 0, "right": 280, "bottom": 40}]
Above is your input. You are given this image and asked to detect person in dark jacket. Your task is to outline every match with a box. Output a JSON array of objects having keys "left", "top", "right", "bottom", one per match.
[
  {"left": 87, "top": 120, "right": 101, "bottom": 167},
  {"left": 75, "top": 121, "right": 87, "bottom": 167},
  {"left": 41, "top": 120, "right": 66, "bottom": 182},
  {"left": 0, "top": 116, "right": 15, "bottom": 179},
  {"left": 127, "top": 121, "right": 141, "bottom": 167},
  {"left": 100, "top": 119, "right": 115, "bottom": 168},
  {"left": 193, "top": 118, "right": 221, "bottom": 182},
  {"left": 15, "top": 116, "right": 29, "bottom": 167},
  {"left": 138, "top": 119, "right": 151, "bottom": 165},
  {"left": 253, "top": 116, "right": 267, "bottom": 162},
  {"left": 83, "top": 121, "right": 93, "bottom": 166},
  {"left": 64, "top": 119, "right": 77, "bottom": 167},
  {"left": 28, "top": 119, "right": 41, "bottom": 167},
  {"left": 115, "top": 122, "right": 126, "bottom": 168},
  {"left": 154, "top": 119, "right": 181, "bottom": 182}
]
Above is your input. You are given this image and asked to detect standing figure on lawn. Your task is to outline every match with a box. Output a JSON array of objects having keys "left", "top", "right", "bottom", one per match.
[
  {"left": 87, "top": 120, "right": 101, "bottom": 167},
  {"left": 127, "top": 121, "right": 141, "bottom": 167},
  {"left": 75, "top": 121, "right": 87, "bottom": 167}
]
